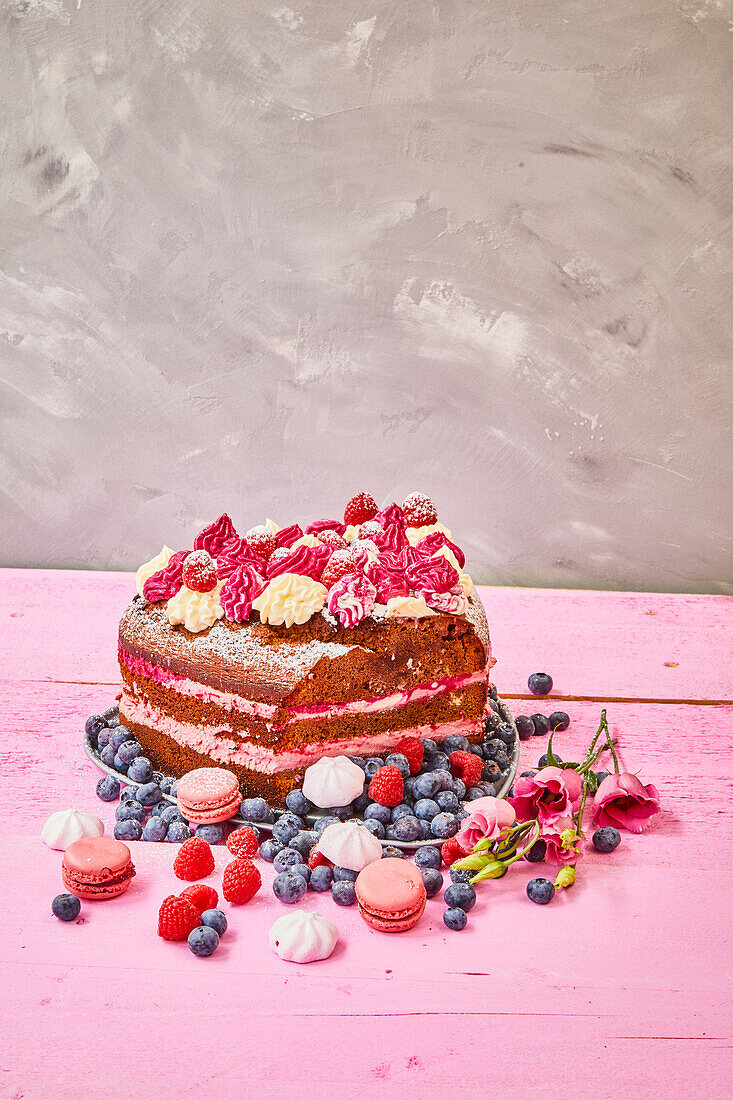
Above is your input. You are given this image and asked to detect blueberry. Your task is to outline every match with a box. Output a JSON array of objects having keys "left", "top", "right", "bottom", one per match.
[
  {"left": 527, "top": 878, "right": 555, "bottom": 904},
  {"left": 413, "top": 772, "right": 441, "bottom": 800},
  {"left": 159, "top": 776, "right": 178, "bottom": 795},
  {"left": 444, "top": 883, "right": 476, "bottom": 911},
  {"left": 385, "top": 826, "right": 398, "bottom": 841},
  {"left": 85, "top": 714, "right": 108, "bottom": 738},
  {"left": 482, "top": 761, "right": 501, "bottom": 782},
  {"left": 524, "top": 839, "right": 547, "bottom": 863},
  {"left": 595, "top": 770, "right": 610, "bottom": 786},
  {"left": 188, "top": 925, "right": 219, "bottom": 957},
  {"left": 421, "top": 868, "right": 444, "bottom": 897},
  {"left": 488, "top": 696, "right": 500, "bottom": 713},
  {"left": 403, "top": 777, "right": 418, "bottom": 801},
  {"left": 427, "top": 752, "right": 450, "bottom": 772},
  {"left": 348, "top": 756, "right": 366, "bottom": 771},
  {"left": 272, "top": 814, "right": 302, "bottom": 845},
  {"left": 414, "top": 798, "right": 440, "bottom": 821},
  {"left": 449, "top": 865, "right": 475, "bottom": 885},
  {"left": 352, "top": 792, "right": 372, "bottom": 814},
  {"left": 120, "top": 784, "right": 141, "bottom": 802},
  {"left": 385, "top": 753, "right": 411, "bottom": 779},
  {"left": 166, "top": 820, "right": 192, "bottom": 843},
  {"left": 52, "top": 893, "right": 81, "bottom": 921},
  {"left": 417, "top": 820, "right": 432, "bottom": 840},
  {"left": 259, "top": 838, "right": 285, "bottom": 862},
  {"left": 537, "top": 752, "right": 561, "bottom": 768},
  {"left": 493, "top": 751, "right": 510, "bottom": 773},
  {"left": 520, "top": 769, "right": 538, "bottom": 779},
  {"left": 273, "top": 871, "right": 308, "bottom": 904},
  {"left": 528, "top": 672, "right": 553, "bottom": 696},
  {"left": 488, "top": 683, "right": 498, "bottom": 701},
  {"left": 430, "top": 812, "right": 459, "bottom": 839},
  {"left": 548, "top": 711, "right": 570, "bottom": 732},
  {"left": 97, "top": 728, "right": 112, "bottom": 748},
  {"left": 142, "top": 816, "right": 168, "bottom": 842},
  {"left": 381, "top": 845, "right": 405, "bottom": 859},
  {"left": 515, "top": 715, "right": 535, "bottom": 741},
  {"left": 274, "top": 847, "right": 304, "bottom": 874},
  {"left": 495, "top": 723, "right": 516, "bottom": 747},
  {"left": 109, "top": 726, "right": 132, "bottom": 751},
  {"left": 116, "top": 740, "right": 143, "bottom": 765},
  {"left": 414, "top": 845, "right": 441, "bottom": 870},
  {"left": 127, "top": 756, "right": 154, "bottom": 784},
  {"left": 115, "top": 800, "right": 144, "bottom": 823},
  {"left": 443, "top": 735, "right": 470, "bottom": 755},
  {"left": 331, "top": 880, "right": 357, "bottom": 906},
  {"left": 467, "top": 744, "right": 483, "bottom": 757},
  {"left": 433, "top": 770, "right": 454, "bottom": 792},
  {"left": 421, "top": 738, "right": 438, "bottom": 755},
  {"left": 285, "top": 788, "right": 313, "bottom": 815},
  {"left": 592, "top": 827, "right": 621, "bottom": 853},
  {"left": 483, "top": 712, "right": 500, "bottom": 734},
  {"left": 393, "top": 815, "right": 420, "bottom": 842},
  {"left": 333, "top": 866, "right": 358, "bottom": 882},
  {"left": 152, "top": 770, "right": 164, "bottom": 785},
  {"left": 456, "top": 810, "right": 469, "bottom": 822},
  {"left": 451, "top": 778, "right": 466, "bottom": 800},
  {"left": 310, "top": 865, "right": 334, "bottom": 892},
  {"left": 195, "top": 824, "right": 224, "bottom": 844},
  {"left": 314, "top": 815, "right": 339, "bottom": 834},
  {"left": 436, "top": 791, "right": 459, "bottom": 814},
  {"left": 484, "top": 738, "right": 505, "bottom": 760},
  {"left": 112, "top": 753, "right": 129, "bottom": 774},
  {"left": 288, "top": 830, "right": 317, "bottom": 858},
  {"left": 149, "top": 800, "right": 167, "bottom": 817},
  {"left": 531, "top": 714, "right": 550, "bottom": 736},
  {"left": 363, "top": 757, "right": 384, "bottom": 779},
  {"left": 99, "top": 744, "right": 117, "bottom": 768},
  {"left": 136, "top": 782, "right": 162, "bottom": 807},
  {"left": 114, "top": 818, "right": 142, "bottom": 841},
  {"left": 362, "top": 818, "right": 385, "bottom": 839},
  {"left": 241, "top": 797, "right": 274, "bottom": 824},
  {"left": 465, "top": 787, "right": 484, "bottom": 801},
  {"left": 290, "top": 862, "right": 311, "bottom": 882},
  {"left": 443, "top": 907, "right": 468, "bottom": 931},
  {"left": 159, "top": 804, "right": 185, "bottom": 825},
  {"left": 200, "top": 908, "right": 227, "bottom": 936},
  {"left": 391, "top": 803, "right": 413, "bottom": 822},
  {"left": 96, "top": 775, "right": 120, "bottom": 802}
]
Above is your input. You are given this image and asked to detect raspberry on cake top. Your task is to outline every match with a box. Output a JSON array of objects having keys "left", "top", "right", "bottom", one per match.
[{"left": 118, "top": 493, "right": 495, "bottom": 802}]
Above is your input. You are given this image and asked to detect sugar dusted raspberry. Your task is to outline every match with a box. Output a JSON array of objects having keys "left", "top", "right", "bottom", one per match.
[
  {"left": 321, "top": 549, "right": 359, "bottom": 589},
  {"left": 317, "top": 529, "right": 348, "bottom": 550},
  {"left": 308, "top": 847, "right": 333, "bottom": 870},
  {"left": 441, "top": 836, "right": 466, "bottom": 867},
  {"left": 267, "top": 547, "right": 293, "bottom": 569},
  {"left": 368, "top": 765, "right": 404, "bottom": 807},
  {"left": 395, "top": 736, "right": 423, "bottom": 776},
  {"left": 182, "top": 550, "right": 218, "bottom": 593},
  {"left": 245, "top": 525, "right": 277, "bottom": 560},
  {"left": 180, "top": 883, "right": 219, "bottom": 915},
  {"left": 402, "top": 492, "right": 437, "bottom": 527},
  {"left": 173, "top": 836, "right": 216, "bottom": 881},
  {"left": 158, "top": 894, "right": 201, "bottom": 941},
  {"left": 226, "top": 826, "right": 259, "bottom": 859},
  {"left": 142, "top": 551, "right": 189, "bottom": 602},
  {"left": 358, "top": 520, "right": 383, "bottom": 540},
  {"left": 222, "top": 858, "right": 262, "bottom": 904},
  {"left": 448, "top": 750, "right": 482, "bottom": 789},
  {"left": 343, "top": 492, "right": 378, "bottom": 526}
]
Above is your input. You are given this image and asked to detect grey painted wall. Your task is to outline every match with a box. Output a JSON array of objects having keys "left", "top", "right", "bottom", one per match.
[{"left": 1, "top": 0, "right": 731, "bottom": 593}]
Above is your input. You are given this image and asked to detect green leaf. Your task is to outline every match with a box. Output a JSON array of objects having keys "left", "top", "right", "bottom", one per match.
[
  {"left": 453, "top": 853, "right": 489, "bottom": 871},
  {"left": 546, "top": 731, "right": 562, "bottom": 769}
]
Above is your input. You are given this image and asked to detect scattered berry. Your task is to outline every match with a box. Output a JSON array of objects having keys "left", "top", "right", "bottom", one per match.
[
  {"left": 524, "top": 839, "right": 547, "bottom": 863},
  {"left": 441, "top": 837, "right": 465, "bottom": 867},
  {"left": 109, "top": 727, "right": 132, "bottom": 751},
  {"left": 364, "top": 802, "right": 391, "bottom": 825},
  {"left": 447, "top": 751, "right": 482, "bottom": 788},
  {"left": 259, "top": 838, "right": 284, "bottom": 862},
  {"left": 166, "top": 820, "right": 192, "bottom": 843},
  {"left": 117, "top": 740, "right": 143, "bottom": 765},
  {"left": 449, "top": 865, "right": 475, "bottom": 885},
  {"left": 274, "top": 847, "right": 305, "bottom": 874},
  {"left": 514, "top": 715, "right": 535, "bottom": 741},
  {"left": 331, "top": 880, "right": 357, "bottom": 906},
  {"left": 368, "top": 765, "right": 404, "bottom": 807},
  {"left": 402, "top": 492, "right": 437, "bottom": 526},
  {"left": 414, "top": 798, "right": 441, "bottom": 822},
  {"left": 241, "top": 797, "right": 274, "bottom": 824},
  {"left": 549, "top": 711, "right": 570, "bottom": 731},
  {"left": 290, "top": 862, "right": 311, "bottom": 882},
  {"left": 195, "top": 824, "right": 224, "bottom": 845},
  {"left": 531, "top": 714, "right": 550, "bottom": 737},
  {"left": 173, "top": 837, "right": 215, "bottom": 881},
  {"left": 116, "top": 800, "right": 145, "bottom": 823},
  {"left": 188, "top": 925, "right": 219, "bottom": 957},
  {"left": 245, "top": 525, "right": 276, "bottom": 559},
  {"left": 385, "top": 752, "right": 411, "bottom": 779},
  {"left": 393, "top": 815, "right": 421, "bottom": 842},
  {"left": 272, "top": 814, "right": 302, "bottom": 845},
  {"left": 394, "top": 736, "right": 424, "bottom": 775},
  {"left": 52, "top": 893, "right": 80, "bottom": 922},
  {"left": 381, "top": 845, "right": 406, "bottom": 859},
  {"left": 114, "top": 819, "right": 142, "bottom": 841},
  {"left": 436, "top": 791, "right": 459, "bottom": 814},
  {"left": 414, "top": 845, "right": 442, "bottom": 870},
  {"left": 180, "top": 883, "right": 219, "bottom": 915},
  {"left": 285, "top": 789, "right": 313, "bottom": 816},
  {"left": 96, "top": 776, "right": 120, "bottom": 802},
  {"left": 289, "top": 830, "right": 318, "bottom": 858},
  {"left": 100, "top": 744, "right": 117, "bottom": 768},
  {"left": 85, "top": 714, "right": 108, "bottom": 738},
  {"left": 421, "top": 867, "right": 444, "bottom": 898},
  {"left": 343, "top": 491, "right": 378, "bottom": 526},
  {"left": 158, "top": 895, "right": 201, "bottom": 941},
  {"left": 222, "top": 859, "right": 262, "bottom": 904},
  {"left": 443, "top": 735, "right": 470, "bottom": 755},
  {"left": 430, "top": 812, "right": 459, "bottom": 839},
  {"left": 226, "top": 826, "right": 259, "bottom": 859},
  {"left": 200, "top": 908, "right": 227, "bottom": 936},
  {"left": 142, "top": 816, "right": 168, "bottom": 842},
  {"left": 528, "top": 672, "right": 553, "bottom": 696},
  {"left": 443, "top": 907, "right": 468, "bottom": 931},
  {"left": 413, "top": 772, "right": 441, "bottom": 800},
  {"left": 127, "top": 757, "right": 154, "bottom": 784},
  {"left": 595, "top": 770, "right": 610, "bottom": 786},
  {"left": 310, "top": 865, "right": 334, "bottom": 892},
  {"left": 362, "top": 818, "right": 385, "bottom": 839},
  {"left": 273, "top": 870, "right": 308, "bottom": 905},
  {"left": 526, "top": 878, "right": 555, "bottom": 905},
  {"left": 308, "top": 847, "right": 333, "bottom": 870},
  {"left": 136, "top": 781, "right": 163, "bottom": 807},
  {"left": 592, "top": 827, "right": 621, "bottom": 853},
  {"left": 321, "top": 549, "right": 359, "bottom": 589},
  {"left": 182, "top": 550, "right": 218, "bottom": 593}
]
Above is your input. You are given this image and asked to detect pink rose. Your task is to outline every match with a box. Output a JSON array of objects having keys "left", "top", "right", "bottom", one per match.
[
  {"left": 455, "top": 796, "right": 516, "bottom": 853},
  {"left": 540, "top": 816, "right": 583, "bottom": 866},
  {"left": 593, "top": 772, "right": 660, "bottom": 833},
  {"left": 509, "top": 766, "right": 583, "bottom": 824}
]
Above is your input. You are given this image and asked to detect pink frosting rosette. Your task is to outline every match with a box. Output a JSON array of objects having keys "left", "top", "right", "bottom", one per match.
[
  {"left": 193, "top": 513, "right": 239, "bottom": 557},
  {"left": 216, "top": 541, "right": 268, "bottom": 579},
  {"left": 327, "top": 573, "right": 377, "bottom": 628},
  {"left": 305, "top": 518, "right": 347, "bottom": 537},
  {"left": 275, "top": 523, "right": 303, "bottom": 549},
  {"left": 593, "top": 772, "right": 661, "bottom": 833},
  {"left": 455, "top": 796, "right": 516, "bottom": 854},
  {"left": 373, "top": 503, "right": 405, "bottom": 528},
  {"left": 509, "top": 766, "right": 583, "bottom": 825},
  {"left": 404, "top": 555, "right": 460, "bottom": 596},
  {"left": 142, "top": 550, "right": 190, "bottom": 601},
  {"left": 417, "top": 530, "right": 466, "bottom": 569},
  {"left": 424, "top": 587, "right": 466, "bottom": 613},
  {"left": 365, "top": 560, "right": 410, "bottom": 602},
  {"left": 220, "top": 563, "right": 266, "bottom": 623},
  {"left": 266, "top": 544, "right": 332, "bottom": 581},
  {"left": 540, "top": 816, "right": 584, "bottom": 865}
]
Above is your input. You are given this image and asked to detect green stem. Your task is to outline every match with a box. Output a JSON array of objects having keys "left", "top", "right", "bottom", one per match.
[
  {"left": 575, "top": 776, "right": 590, "bottom": 838},
  {"left": 607, "top": 736, "right": 621, "bottom": 774},
  {"left": 503, "top": 822, "right": 541, "bottom": 867},
  {"left": 576, "top": 710, "right": 610, "bottom": 774}
]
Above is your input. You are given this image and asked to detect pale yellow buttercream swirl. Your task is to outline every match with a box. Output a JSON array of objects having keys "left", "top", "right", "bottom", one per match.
[
  {"left": 166, "top": 581, "right": 225, "bottom": 633},
  {"left": 459, "top": 571, "right": 475, "bottom": 597},
  {"left": 405, "top": 522, "right": 453, "bottom": 546},
  {"left": 290, "top": 533, "right": 322, "bottom": 549},
  {"left": 385, "top": 595, "right": 436, "bottom": 618},
  {"left": 252, "top": 572, "right": 327, "bottom": 627},
  {"left": 136, "top": 545, "right": 174, "bottom": 597},
  {"left": 264, "top": 518, "right": 281, "bottom": 535}
]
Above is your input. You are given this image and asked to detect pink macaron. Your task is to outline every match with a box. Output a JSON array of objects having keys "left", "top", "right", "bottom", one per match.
[
  {"left": 355, "top": 857, "right": 427, "bottom": 932},
  {"left": 177, "top": 767, "right": 242, "bottom": 824},
  {"left": 61, "top": 836, "right": 136, "bottom": 900}
]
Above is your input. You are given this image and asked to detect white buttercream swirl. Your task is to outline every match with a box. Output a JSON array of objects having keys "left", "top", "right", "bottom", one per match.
[
  {"left": 405, "top": 522, "right": 453, "bottom": 546},
  {"left": 264, "top": 518, "right": 281, "bottom": 535},
  {"left": 166, "top": 581, "right": 225, "bottom": 633},
  {"left": 290, "top": 533, "right": 322, "bottom": 549},
  {"left": 342, "top": 524, "right": 360, "bottom": 542},
  {"left": 317, "top": 821, "right": 383, "bottom": 871},
  {"left": 41, "top": 809, "right": 104, "bottom": 850},
  {"left": 135, "top": 545, "right": 174, "bottom": 596},
  {"left": 269, "top": 911, "right": 338, "bottom": 964},
  {"left": 385, "top": 595, "right": 436, "bottom": 618},
  {"left": 252, "top": 572, "right": 327, "bottom": 626}
]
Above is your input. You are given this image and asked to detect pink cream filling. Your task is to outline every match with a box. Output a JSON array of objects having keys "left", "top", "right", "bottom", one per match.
[
  {"left": 119, "top": 689, "right": 483, "bottom": 774},
  {"left": 118, "top": 645, "right": 487, "bottom": 725}
]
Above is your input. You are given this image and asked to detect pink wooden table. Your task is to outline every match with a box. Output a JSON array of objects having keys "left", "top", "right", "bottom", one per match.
[{"left": 2, "top": 569, "right": 732, "bottom": 1099}]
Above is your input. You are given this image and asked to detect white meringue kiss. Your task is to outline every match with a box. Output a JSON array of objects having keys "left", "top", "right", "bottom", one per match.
[
  {"left": 41, "top": 809, "right": 104, "bottom": 850},
  {"left": 317, "top": 821, "right": 383, "bottom": 871},
  {"left": 269, "top": 911, "right": 338, "bottom": 964},
  {"left": 302, "top": 755, "right": 366, "bottom": 809}
]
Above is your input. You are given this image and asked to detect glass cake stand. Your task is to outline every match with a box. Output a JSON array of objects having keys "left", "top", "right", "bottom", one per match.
[{"left": 83, "top": 697, "right": 520, "bottom": 850}]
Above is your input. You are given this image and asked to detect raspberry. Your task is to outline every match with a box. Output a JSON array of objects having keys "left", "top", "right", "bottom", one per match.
[
  {"left": 402, "top": 492, "right": 437, "bottom": 527},
  {"left": 343, "top": 492, "right": 378, "bottom": 526},
  {"left": 321, "top": 549, "right": 359, "bottom": 589},
  {"left": 267, "top": 547, "right": 293, "bottom": 569},
  {"left": 448, "top": 750, "right": 482, "bottom": 789},
  {"left": 368, "top": 765, "right": 404, "bottom": 808},
  {"left": 441, "top": 837, "right": 466, "bottom": 867},
  {"left": 158, "top": 895, "right": 201, "bottom": 941},
  {"left": 226, "top": 826, "right": 259, "bottom": 859},
  {"left": 308, "top": 847, "right": 333, "bottom": 870},
  {"left": 222, "top": 858, "right": 262, "bottom": 904},
  {"left": 182, "top": 550, "right": 218, "bottom": 593},
  {"left": 245, "top": 525, "right": 277, "bottom": 560},
  {"left": 395, "top": 736, "right": 424, "bottom": 776},
  {"left": 358, "top": 520, "right": 383, "bottom": 539},
  {"left": 180, "top": 883, "right": 219, "bottom": 915},
  {"left": 173, "top": 837, "right": 216, "bottom": 881},
  {"left": 317, "top": 529, "right": 348, "bottom": 550}
]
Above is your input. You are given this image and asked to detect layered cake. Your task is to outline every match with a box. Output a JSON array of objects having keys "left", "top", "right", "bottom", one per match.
[{"left": 118, "top": 492, "right": 495, "bottom": 802}]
